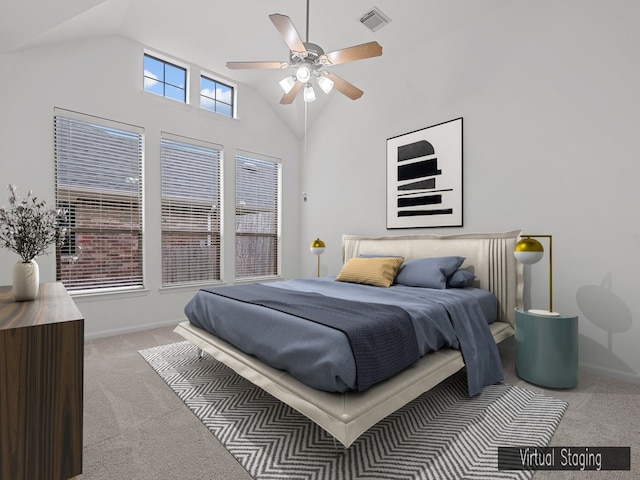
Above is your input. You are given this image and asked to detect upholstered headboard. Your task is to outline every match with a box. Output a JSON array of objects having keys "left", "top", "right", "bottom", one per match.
[{"left": 342, "top": 230, "right": 524, "bottom": 327}]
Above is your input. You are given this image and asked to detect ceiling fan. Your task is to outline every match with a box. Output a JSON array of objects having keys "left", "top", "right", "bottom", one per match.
[{"left": 226, "top": 1, "right": 383, "bottom": 105}]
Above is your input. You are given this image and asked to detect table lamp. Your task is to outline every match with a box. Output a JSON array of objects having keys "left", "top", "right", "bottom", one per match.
[
  {"left": 513, "top": 234, "right": 559, "bottom": 316},
  {"left": 309, "top": 238, "right": 325, "bottom": 277}
]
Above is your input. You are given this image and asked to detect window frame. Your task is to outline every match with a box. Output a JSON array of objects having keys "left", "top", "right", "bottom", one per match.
[
  {"left": 234, "top": 151, "right": 282, "bottom": 281},
  {"left": 143, "top": 51, "right": 189, "bottom": 104},
  {"left": 54, "top": 108, "right": 145, "bottom": 294},
  {"left": 199, "top": 72, "right": 237, "bottom": 119},
  {"left": 160, "top": 132, "right": 224, "bottom": 287}
]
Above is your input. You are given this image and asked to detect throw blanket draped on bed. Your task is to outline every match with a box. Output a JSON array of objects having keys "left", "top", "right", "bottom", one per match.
[{"left": 201, "top": 284, "right": 420, "bottom": 391}]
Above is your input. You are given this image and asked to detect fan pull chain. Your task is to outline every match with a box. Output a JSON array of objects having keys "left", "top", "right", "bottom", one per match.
[{"left": 304, "top": 100, "right": 308, "bottom": 162}]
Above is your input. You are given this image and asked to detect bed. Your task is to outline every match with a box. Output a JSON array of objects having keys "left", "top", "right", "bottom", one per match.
[{"left": 174, "top": 230, "right": 524, "bottom": 448}]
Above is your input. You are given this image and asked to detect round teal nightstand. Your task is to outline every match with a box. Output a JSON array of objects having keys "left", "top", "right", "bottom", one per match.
[{"left": 515, "top": 309, "right": 578, "bottom": 388}]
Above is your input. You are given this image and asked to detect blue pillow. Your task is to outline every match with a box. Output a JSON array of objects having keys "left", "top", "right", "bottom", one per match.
[
  {"left": 447, "top": 269, "right": 476, "bottom": 288},
  {"left": 395, "top": 256, "right": 465, "bottom": 289}
]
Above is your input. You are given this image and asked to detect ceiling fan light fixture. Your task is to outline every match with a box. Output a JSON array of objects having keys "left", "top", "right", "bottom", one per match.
[
  {"left": 279, "top": 75, "right": 296, "bottom": 93},
  {"left": 317, "top": 75, "right": 334, "bottom": 94},
  {"left": 226, "top": 6, "right": 383, "bottom": 105},
  {"left": 296, "top": 64, "right": 312, "bottom": 83},
  {"left": 303, "top": 83, "right": 316, "bottom": 102}
]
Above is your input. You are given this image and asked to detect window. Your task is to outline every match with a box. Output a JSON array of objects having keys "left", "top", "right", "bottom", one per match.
[
  {"left": 235, "top": 153, "right": 281, "bottom": 280},
  {"left": 161, "top": 134, "right": 222, "bottom": 286},
  {"left": 143, "top": 53, "right": 187, "bottom": 102},
  {"left": 54, "top": 110, "right": 144, "bottom": 292},
  {"left": 200, "top": 75, "right": 235, "bottom": 117}
]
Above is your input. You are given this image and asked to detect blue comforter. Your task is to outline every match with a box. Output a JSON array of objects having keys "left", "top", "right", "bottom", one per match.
[{"left": 184, "top": 277, "right": 502, "bottom": 395}]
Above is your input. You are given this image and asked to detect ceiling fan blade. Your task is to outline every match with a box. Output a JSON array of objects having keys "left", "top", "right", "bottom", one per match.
[
  {"left": 226, "top": 61, "right": 286, "bottom": 70},
  {"left": 325, "top": 72, "right": 364, "bottom": 100},
  {"left": 321, "top": 41, "right": 383, "bottom": 66},
  {"left": 269, "top": 13, "right": 307, "bottom": 53},
  {"left": 280, "top": 81, "right": 303, "bottom": 104}
]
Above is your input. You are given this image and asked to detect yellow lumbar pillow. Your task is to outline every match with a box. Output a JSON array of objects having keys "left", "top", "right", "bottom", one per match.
[{"left": 335, "top": 257, "right": 404, "bottom": 288}]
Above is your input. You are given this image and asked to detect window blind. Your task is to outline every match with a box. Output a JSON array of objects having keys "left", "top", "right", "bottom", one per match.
[
  {"left": 54, "top": 111, "right": 144, "bottom": 292},
  {"left": 161, "top": 134, "right": 222, "bottom": 286},
  {"left": 235, "top": 153, "right": 281, "bottom": 279}
]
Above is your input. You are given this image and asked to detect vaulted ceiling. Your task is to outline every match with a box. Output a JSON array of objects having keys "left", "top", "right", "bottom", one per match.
[{"left": 0, "top": 0, "right": 512, "bottom": 136}]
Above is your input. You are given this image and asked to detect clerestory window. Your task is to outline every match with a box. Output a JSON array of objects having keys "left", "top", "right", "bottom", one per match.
[
  {"left": 143, "top": 53, "right": 187, "bottom": 103},
  {"left": 200, "top": 75, "right": 235, "bottom": 118}
]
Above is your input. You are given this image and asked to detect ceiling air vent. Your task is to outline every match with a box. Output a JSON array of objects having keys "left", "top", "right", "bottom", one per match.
[{"left": 359, "top": 7, "right": 391, "bottom": 32}]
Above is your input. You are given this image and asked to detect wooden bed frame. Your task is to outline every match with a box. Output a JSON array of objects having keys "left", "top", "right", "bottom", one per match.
[{"left": 174, "top": 230, "right": 524, "bottom": 448}]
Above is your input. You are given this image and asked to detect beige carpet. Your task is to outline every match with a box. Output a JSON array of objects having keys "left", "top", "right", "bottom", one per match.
[{"left": 82, "top": 325, "right": 640, "bottom": 479}]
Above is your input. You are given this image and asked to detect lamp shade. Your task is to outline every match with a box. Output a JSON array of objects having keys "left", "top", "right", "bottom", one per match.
[
  {"left": 513, "top": 237, "right": 544, "bottom": 265},
  {"left": 317, "top": 75, "right": 334, "bottom": 94},
  {"left": 303, "top": 83, "right": 316, "bottom": 102},
  {"left": 279, "top": 75, "right": 296, "bottom": 94},
  {"left": 309, "top": 238, "right": 325, "bottom": 255}
]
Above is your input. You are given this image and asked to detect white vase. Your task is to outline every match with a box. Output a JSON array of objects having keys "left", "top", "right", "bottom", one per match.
[{"left": 13, "top": 259, "right": 40, "bottom": 301}]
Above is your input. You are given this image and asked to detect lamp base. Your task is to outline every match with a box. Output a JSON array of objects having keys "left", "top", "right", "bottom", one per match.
[{"left": 528, "top": 309, "right": 561, "bottom": 317}]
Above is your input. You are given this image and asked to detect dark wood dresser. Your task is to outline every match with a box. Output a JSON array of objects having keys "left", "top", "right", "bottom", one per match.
[{"left": 0, "top": 282, "right": 83, "bottom": 480}]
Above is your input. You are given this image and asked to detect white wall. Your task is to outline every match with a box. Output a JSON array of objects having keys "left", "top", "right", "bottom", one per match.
[
  {"left": 0, "top": 35, "right": 301, "bottom": 337},
  {"left": 300, "top": 0, "right": 640, "bottom": 382}
]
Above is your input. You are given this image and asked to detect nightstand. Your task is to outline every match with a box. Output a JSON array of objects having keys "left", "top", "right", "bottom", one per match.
[{"left": 515, "top": 309, "right": 578, "bottom": 388}]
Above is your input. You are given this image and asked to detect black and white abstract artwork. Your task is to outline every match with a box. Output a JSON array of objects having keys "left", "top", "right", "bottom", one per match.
[{"left": 386, "top": 118, "right": 462, "bottom": 229}]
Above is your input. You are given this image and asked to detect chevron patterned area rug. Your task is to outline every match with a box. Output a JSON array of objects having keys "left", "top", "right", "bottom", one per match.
[{"left": 140, "top": 341, "right": 568, "bottom": 480}]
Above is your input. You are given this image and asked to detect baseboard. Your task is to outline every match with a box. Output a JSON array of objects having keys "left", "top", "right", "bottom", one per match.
[
  {"left": 84, "top": 317, "right": 185, "bottom": 340},
  {"left": 579, "top": 362, "right": 640, "bottom": 385}
]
